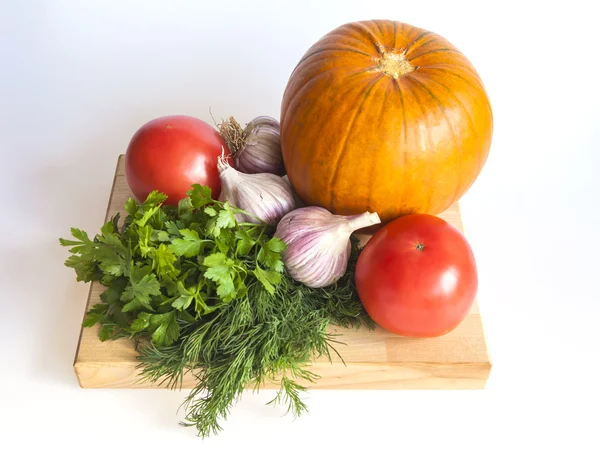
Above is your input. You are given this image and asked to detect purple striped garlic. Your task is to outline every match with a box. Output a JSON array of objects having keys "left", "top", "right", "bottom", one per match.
[
  {"left": 274, "top": 207, "right": 381, "bottom": 288},
  {"left": 235, "top": 116, "right": 285, "bottom": 176},
  {"left": 217, "top": 155, "right": 295, "bottom": 225}
]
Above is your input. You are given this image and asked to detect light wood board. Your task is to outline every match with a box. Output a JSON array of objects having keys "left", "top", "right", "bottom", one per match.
[{"left": 73, "top": 156, "right": 491, "bottom": 389}]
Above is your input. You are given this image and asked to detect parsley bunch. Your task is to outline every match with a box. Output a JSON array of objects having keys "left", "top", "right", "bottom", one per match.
[{"left": 60, "top": 185, "right": 373, "bottom": 437}]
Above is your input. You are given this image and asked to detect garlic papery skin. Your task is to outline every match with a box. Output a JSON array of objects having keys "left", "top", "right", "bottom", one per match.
[
  {"left": 236, "top": 116, "right": 284, "bottom": 176},
  {"left": 217, "top": 156, "right": 296, "bottom": 225},
  {"left": 274, "top": 207, "right": 381, "bottom": 288}
]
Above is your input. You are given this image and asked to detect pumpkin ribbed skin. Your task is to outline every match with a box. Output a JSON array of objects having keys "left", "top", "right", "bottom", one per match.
[{"left": 280, "top": 20, "right": 493, "bottom": 223}]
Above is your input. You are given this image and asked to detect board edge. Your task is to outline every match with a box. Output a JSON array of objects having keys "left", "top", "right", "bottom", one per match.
[{"left": 72, "top": 155, "right": 124, "bottom": 385}]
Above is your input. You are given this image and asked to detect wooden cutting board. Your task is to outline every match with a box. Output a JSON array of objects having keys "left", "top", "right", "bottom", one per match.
[{"left": 73, "top": 156, "right": 491, "bottom": 389}]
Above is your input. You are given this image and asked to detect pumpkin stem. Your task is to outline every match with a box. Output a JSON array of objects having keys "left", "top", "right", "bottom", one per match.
[{"left": 377, "top": 52, "right": 415, "bottom": 79}]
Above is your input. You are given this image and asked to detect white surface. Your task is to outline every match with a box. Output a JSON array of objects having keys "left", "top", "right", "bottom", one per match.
[{"left": 1, "top": 0, "right": 599, "bottom": 447}]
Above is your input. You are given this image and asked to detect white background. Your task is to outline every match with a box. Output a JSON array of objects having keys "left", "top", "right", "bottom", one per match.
[{"left": 1, "top": 0, "right": 599, "bottom": 447}]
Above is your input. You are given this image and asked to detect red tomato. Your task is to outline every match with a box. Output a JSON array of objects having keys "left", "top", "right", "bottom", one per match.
[
  {"left": 125, "top": 115, "right": 228, "bottom": 205},
  {"left": 355, "top": 214, "right": 478, "bottom": 337}
]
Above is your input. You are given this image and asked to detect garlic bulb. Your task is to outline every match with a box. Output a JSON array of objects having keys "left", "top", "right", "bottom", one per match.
[
  {"left": 236, "top": 116, "right": 284, "bottom": 176},
  {"left": 275, "top": 207, "right": 381, "bottom": 288},
  {"left": 217, "top": 156, "right": 295, "bottom": 225}
]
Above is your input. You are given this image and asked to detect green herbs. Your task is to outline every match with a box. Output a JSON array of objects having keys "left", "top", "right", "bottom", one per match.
[
  {"left": 60, "top": 185, "right": 373, "bottom": 438},
  {"left": 60, "top": 186, "right": 285, "bottom": 346},
  {"left": 139, "top": 238, "right": 373, "bottom": 437}
]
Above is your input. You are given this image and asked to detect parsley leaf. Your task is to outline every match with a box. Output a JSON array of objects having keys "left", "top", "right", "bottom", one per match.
[
  {"left": 59, "top": 228, "right": 99, "bottom": 281},
  {"left": 253, "top": 266, "right": 282, "bottom": 294},
  {"left": 82, "top": 303, "right": 108, "bottom": 327},
  {"left": 258, "top": 237, "right": 286, "bottom": 272},
  {"left": 155, "top": 230, "right": 170, "bottom": 242},
  {"left": 60, "top": 228, "right": 93, "bottom": 252},
  {"left": 265, "top": 237, "right": 286, "bottom": 253},
  {"left": 121, "top": 266, "right": 161, "bottom": 311},
  {"left": 121, "top": 299, "right": 142, "bottom": 313},
  {"left": 216, "top": 203, "right": 236, "bottom": 229},
  {"left": 64, "top": 253, "right": 98, "bottom": 282},
  {"left": 94, "top": 228, "right": 128, "bottom": 276},
  {"left": 234, "top": 229, "right": 256, "bottom": 256},
  {"left": 178, "top": 197, "right": 193, "bottom": 216},
  {"left": 188, "top": 184, "right": 213, "bottom": 209},
  {"left": 133, "top": 192, "right": 167, "bottom": 228},
  {"left": 82, "top": 313, "right": 103, "bottom": 328},
  {"left": 98, "top": 324, "right": 115, "bottom": 341},
  {"left": 204, "top": 207, "right": 217, "bottom": 217},
  {"left": 172, "top": 294, "right": 194, "bottom": 311},
  {"left": 109, "top": 304, "right": 130, "bottom": 328},
  {"left": 165, "top": 221, "right": 181, "bottom": 237},
  {"left": 150, "top": 244, "right": 180, "bottom": 280},
  {"left": 138, "top": 225, "right": 153, "bottom": 257},
  {"left": 144, "top": 191, "right": 168, "bottom": 206},
  {"left": 170, "top": 229, "right": 204, "bottom": 257},
  {"left": 136, "top": 207, "right": 159, "bottom": 228},
  {"left": 125, "top": 197, "right": 139, "bottom": 215},
  {"left": 206, "top": 217, "right": 220, "bottom": 237},
  {"left": 203, "top": 253, "right": 236, "bottom": 301},
  {"left": 100, "top": 277, "right": 127, "bottom": 304},
  {"left": 171, "top": 281, "right": 194, "bottom": 311},
  {"left": 150, "top": 311, "right": 180, "bottom": 346},
  {"left": 130, "top": 312, "right": 152, "bottom": 332}
]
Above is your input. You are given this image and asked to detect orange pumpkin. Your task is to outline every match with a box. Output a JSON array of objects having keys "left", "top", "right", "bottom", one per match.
[{"left": 280, "top": 20, "right": 493, "bottom": 223}]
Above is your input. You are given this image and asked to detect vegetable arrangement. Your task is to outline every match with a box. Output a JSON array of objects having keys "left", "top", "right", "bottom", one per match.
[{"left": 60, "top": 19, "right": 491, "bottom": 438}]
